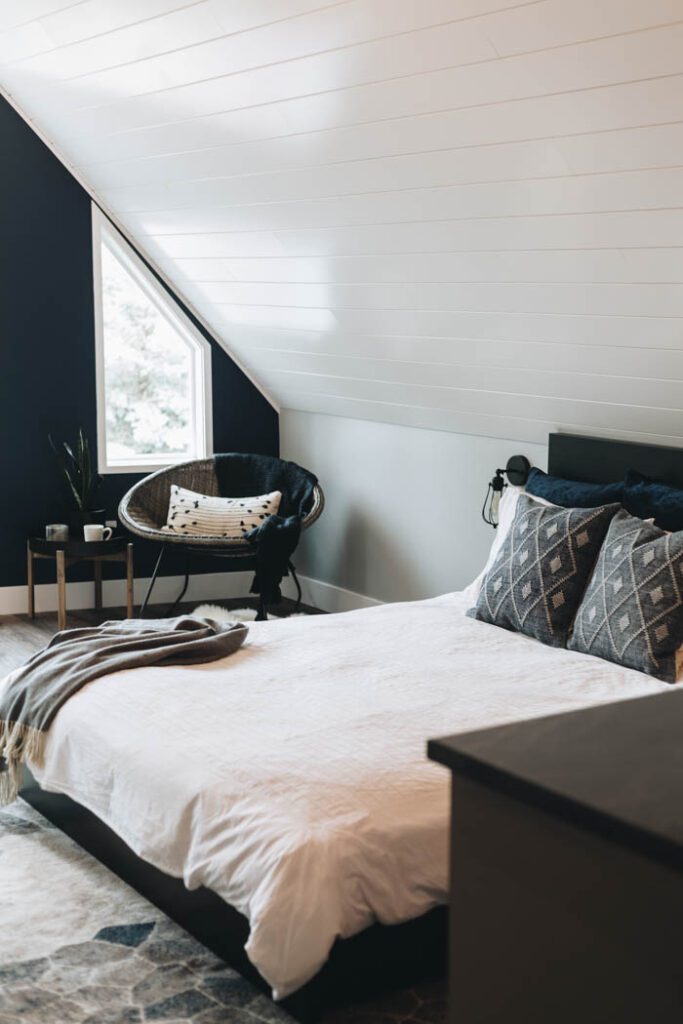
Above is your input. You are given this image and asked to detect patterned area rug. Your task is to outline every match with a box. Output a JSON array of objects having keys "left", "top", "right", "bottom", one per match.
[{"left": 0, "top": 801, "right": 446, "bottom": 1024}]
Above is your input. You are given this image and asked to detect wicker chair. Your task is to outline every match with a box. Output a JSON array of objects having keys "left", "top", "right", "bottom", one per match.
[{"left": 119, "top": 456, "right": 324, "bottom": 618}]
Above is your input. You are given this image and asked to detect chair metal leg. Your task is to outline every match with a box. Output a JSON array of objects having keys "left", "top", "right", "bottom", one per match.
[
  {"left": 289, "top": 561, "right": 302, "bottom": 612},
  {"left": 255, "top": 595, "right": 268, "bottom": 621},
  {"left": 167, "top": 570, "right": 189, "bottom": 617},
  {"left": 140, "top": 545, "right": 165, "bottom": 618}
]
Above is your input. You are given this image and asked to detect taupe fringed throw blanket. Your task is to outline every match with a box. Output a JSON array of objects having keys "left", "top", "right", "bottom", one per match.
[{"left": 0, "top": 615, "right": 248, "bottom": 806}]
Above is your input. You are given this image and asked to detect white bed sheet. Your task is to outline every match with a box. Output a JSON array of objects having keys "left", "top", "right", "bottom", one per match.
[{"left": 13, "top": 594, "right": 672, "bottom": 998}]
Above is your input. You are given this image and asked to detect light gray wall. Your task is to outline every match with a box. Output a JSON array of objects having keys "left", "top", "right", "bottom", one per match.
[{"left": 282, "top": 409, "right": 547, "bottom": 603}]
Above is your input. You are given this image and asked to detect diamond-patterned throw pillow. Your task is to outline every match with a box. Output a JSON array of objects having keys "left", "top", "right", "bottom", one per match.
[
  {"left": 568, "top": 510, "right": 683, "bottom": 682},
  {"left": 469, "top": 495, "right": 620, "bottom": 647}
]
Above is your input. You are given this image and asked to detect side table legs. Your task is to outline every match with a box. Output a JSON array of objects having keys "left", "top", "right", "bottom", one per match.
[
  {"left": 27, "top": 542, "right": 35, "bottom": 618},
  {"left": 26, "top": 540, "right": 134, "bottom": 629},
  {"left": 56, "top": 550, "right": 67, "bottom": 632}
]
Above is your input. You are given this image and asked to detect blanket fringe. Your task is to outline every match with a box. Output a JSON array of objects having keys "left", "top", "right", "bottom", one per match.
[
  {"left": 0, "top": 719, "right": 47, "bottom": 807},
  {"left": 0, "top": 760, "right": 21, "bottom": 807}
]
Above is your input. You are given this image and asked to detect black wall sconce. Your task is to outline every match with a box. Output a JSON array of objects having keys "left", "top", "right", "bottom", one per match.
[{"left": 482, "top": 455, "right": 531, "bottom": 527}]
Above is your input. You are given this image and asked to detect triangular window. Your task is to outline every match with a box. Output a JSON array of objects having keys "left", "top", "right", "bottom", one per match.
[{"left": 92, "top": 206, "right": 212, "bottom": 473}]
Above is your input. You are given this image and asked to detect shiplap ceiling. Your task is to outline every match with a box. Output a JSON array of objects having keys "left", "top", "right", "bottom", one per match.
[{"left": 2, "top": 0, "right": 683, "bottom": 446}]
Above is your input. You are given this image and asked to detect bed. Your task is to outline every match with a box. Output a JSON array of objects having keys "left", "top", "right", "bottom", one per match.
[{"left": 13, "top": 433, "right": 683, "bottom": 1019}]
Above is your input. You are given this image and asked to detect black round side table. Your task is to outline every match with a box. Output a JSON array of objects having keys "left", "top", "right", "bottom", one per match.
[{"left": 27, "top": 537, "right": 134, "bottom": 631}]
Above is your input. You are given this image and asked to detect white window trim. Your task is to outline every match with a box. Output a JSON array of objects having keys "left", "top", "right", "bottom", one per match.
[{"left": 92, "top": 205, "right": 213, "bottom": 475}]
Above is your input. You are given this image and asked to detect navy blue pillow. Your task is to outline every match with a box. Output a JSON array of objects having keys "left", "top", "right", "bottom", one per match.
[
  {"left": 525, "top": 467, "right": 624, "bottom": 509},
  {"left": 624, "top": 470, "right": 683, "bottom": 531}
]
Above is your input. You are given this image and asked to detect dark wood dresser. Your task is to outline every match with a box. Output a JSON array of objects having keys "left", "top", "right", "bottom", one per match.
[{"left": 428, "top": 691, "right": 683, "bottom": 1024}]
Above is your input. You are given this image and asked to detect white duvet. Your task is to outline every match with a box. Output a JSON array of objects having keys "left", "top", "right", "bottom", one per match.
[{"left": 14, "top": 594, "right": 672, "bottom": 998}]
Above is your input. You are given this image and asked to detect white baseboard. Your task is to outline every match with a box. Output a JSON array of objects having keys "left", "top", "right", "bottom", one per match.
[
  {"left": 0, "top": 571, "right": 251, "bottom": 617},
  {"left": 281, "top": 574, "right": 380, "bottom": 613},
  {"left": 0, "top": 571, "right": 379, "bottom": 618}
]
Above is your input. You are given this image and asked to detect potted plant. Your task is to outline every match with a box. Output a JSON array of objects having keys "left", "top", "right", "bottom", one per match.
[{"left": 50, "top": 429, "right": 103, "bottom": 529}]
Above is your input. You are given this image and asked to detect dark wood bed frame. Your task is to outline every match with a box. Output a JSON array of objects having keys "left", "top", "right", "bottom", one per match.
[{"left": 20, "top": 432, "right": 683, "bottom": 1021}]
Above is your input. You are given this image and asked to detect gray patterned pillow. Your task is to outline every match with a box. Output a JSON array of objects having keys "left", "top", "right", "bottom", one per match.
[
  {"left": 469, "top": 494, "right": 620, "bottom": 647},
  {"left": 568, "top": 510, "right": 683, "bottom": 682}
]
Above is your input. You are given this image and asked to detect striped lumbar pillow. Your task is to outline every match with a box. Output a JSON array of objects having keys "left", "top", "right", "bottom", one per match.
[{"left": 162, "top": 484, "right": 282, "bottom": 541}]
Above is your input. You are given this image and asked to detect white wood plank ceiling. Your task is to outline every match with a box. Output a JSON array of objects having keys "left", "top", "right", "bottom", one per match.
[{"left": 2, "top": 0, "right": 683, "bottom": 445}]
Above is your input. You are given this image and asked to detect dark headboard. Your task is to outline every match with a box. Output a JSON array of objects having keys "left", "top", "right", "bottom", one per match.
[{"left": 548, "top": 434, "right": 683, "bottom": 488}]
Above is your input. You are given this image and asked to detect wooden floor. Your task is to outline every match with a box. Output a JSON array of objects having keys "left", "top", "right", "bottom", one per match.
[{"left": 0, "top": 596, "right": 318, "bottom": 678}]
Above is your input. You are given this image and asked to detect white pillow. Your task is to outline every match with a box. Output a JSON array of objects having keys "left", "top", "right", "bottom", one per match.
[
  {"left": 462, "top": 486, "right": 553, "bottom": 605},
  {"left": 162, "top": 485, "right": 282, "bottom": 541}
]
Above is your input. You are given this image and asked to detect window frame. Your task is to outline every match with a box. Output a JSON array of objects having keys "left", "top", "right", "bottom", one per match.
[{"left": 92, "top": 205, "right": 213, "bottom": 475}]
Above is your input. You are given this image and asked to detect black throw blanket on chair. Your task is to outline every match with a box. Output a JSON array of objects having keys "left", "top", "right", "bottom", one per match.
[{"left": 214, "top": 454, "right": 317, "bottom": 604}]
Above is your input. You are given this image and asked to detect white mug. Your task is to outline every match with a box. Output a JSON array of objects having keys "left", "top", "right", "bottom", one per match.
[{"left": 83, "top": 524, "right": 112, "bottom": 542}]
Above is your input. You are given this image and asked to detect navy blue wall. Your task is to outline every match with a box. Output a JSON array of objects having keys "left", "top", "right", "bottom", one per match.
[{"left": 0, "top": 97, "right": 278, "bottom": 590}]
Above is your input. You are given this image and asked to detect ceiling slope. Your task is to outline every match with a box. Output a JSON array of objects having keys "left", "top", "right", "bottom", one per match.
[{"left": 2, "top": 0, "right": 683, "bottom": 445}]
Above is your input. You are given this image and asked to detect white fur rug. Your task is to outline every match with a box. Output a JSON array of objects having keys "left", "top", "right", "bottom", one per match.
[{"left": 194, "top": 603, "right": 307, "bottom": 622}]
